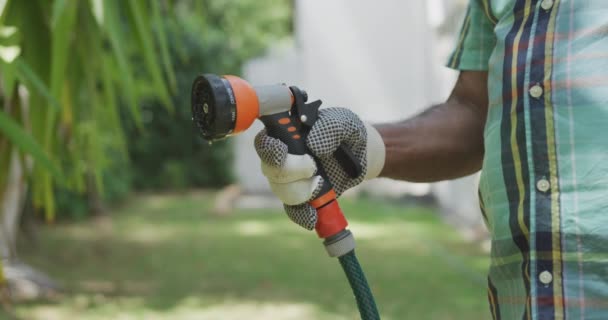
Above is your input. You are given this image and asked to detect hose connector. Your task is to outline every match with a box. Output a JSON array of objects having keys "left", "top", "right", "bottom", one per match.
[{"left": 323, "top": 229, "right": 356, "bottom": 258}]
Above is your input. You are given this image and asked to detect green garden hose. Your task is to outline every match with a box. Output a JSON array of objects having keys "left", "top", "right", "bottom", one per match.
[
  {"left": 323, "top": 229, "right": 380, "bottom": 320},
  {"left": 339, "top": 250, "right": 381, "bottom": 320}
]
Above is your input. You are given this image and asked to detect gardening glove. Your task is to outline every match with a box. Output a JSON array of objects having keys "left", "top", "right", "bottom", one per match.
[{"left": 254, "top": 107, "right": 385, "bottom": 230}]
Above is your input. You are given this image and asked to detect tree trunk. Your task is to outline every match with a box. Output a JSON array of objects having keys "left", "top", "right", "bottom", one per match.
[
  {"left": 87, "top": 171, "right": 106, "bottom": 216},
  {"left": 0, "top": 149, "right": 60, "bottom": 301},
  {"left": 0, "top": 86, "right": 61, "bottom": 302},
  {"left": 0, "top": 150, "right": 23, "bottom": 262}
]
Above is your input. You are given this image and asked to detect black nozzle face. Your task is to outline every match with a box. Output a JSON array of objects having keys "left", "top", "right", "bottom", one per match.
[{"left": 191, "top": 74, "right": 237, "bottom": 141}]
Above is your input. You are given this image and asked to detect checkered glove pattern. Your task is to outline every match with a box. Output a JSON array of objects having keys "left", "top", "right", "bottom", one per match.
[{"left": 255, "top": 107, "right": 370, "bottom": 230}]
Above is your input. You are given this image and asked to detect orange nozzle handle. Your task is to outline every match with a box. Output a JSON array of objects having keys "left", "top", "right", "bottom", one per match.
[{"left": 312, "top": 190, "right": 348, "bottom": 238}]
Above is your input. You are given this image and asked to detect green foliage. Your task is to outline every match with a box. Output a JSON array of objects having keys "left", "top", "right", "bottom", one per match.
[
  {"left": 118, "top": 1, "right": 292, "bottom": 192},
  {"left": 0, "top": 0, "right": 292, "bottom": 219},
  {"left": 173, "top": 0, "right": 293, "bottom": 73},
  {"left": 0, "top": 0, "right": 175, "bottom": 221},
  {"left": 55, "top": 152, "right": 131, "bottom": 220},
  {"left": 123, "top": 94, "right": 234, "bottom": 190},
  {"left": 0, "top": 108, "right": 61, "bottom": 180},
  {"left": 120, "top": 9, "right": 236, "bottom": 191},
  {"left": 54, "top": 188, "right": 88, "bottom": 220}
]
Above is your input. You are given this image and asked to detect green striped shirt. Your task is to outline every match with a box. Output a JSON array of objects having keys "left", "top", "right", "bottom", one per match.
[{"left": 448, "top": 1, "right": 608, "bottom": 319}]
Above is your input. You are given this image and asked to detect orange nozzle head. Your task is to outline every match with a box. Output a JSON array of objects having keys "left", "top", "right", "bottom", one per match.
[{"left": 224, "top": 75, "right": 259, "bottom": 135}]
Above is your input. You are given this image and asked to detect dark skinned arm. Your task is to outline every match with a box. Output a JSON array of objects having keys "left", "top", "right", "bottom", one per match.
[{"left": 375, "top": 71, "right": 489, "bottom": 182}]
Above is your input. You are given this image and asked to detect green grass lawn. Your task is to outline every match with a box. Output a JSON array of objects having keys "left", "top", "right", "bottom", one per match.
[{"left": 13, "top": 191, "right": 490, "bottom": 319}]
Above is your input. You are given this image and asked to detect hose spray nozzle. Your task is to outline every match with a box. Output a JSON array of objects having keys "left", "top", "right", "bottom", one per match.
[
  {"left": 191, "top": 74, "right": 349, "bottom": 241},
  {"left": 191, "top": 74, "right": 296, "bottom": 141}
]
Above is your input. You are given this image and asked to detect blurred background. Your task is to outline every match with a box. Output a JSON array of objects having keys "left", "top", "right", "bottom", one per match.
[{"left": 0, "top": 0, "right": 490, "bottom": 319}]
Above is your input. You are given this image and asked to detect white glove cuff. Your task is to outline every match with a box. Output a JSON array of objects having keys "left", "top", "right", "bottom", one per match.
[{"left": 364, "top": 122, "right": 386, "bottom": 180}]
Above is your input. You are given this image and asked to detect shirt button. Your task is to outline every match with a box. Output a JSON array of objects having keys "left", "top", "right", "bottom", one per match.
[
  {"left": 541, "top": 0, "right": 554, "bottom": 10},
  {"left": 537, "top": 179, "right": 550, "bottom": 192},
  {"left": 529, "top": 84, "right": 543, "bottom": 98},
  {"left": 539, "top": 270, "right": 553, "bottom": 284}
]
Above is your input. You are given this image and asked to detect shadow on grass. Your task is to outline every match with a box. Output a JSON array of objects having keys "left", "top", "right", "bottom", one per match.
[{"left": 16, "top": 191, "right": 490, "bottom": 320}]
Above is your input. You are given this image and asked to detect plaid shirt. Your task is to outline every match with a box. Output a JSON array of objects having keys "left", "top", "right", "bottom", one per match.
[{"left": 448, "top": 1, "right": 608, "bottom": 319}]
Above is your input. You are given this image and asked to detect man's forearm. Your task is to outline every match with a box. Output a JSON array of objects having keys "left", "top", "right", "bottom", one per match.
[{"left": 375, "top": 98, "right": 486, "bottom": 182}]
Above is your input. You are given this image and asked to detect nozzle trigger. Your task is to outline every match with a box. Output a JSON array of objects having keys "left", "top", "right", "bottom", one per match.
[{"left": 289, "top": 86, "right": 321, "bottom": 128}]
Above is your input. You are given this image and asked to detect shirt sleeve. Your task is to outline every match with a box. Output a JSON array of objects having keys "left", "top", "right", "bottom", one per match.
[{"left": 446, "top": 0, "right": 497, "bottom": 71}]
